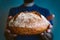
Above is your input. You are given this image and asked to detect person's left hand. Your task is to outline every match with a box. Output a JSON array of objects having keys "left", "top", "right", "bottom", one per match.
[{"left": 41, "top": 24, "right": 53, "bottom": 35}]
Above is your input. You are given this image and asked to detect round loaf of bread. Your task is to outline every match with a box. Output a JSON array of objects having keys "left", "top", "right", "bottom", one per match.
[{"left": 8, "top": 11, "right": 50, "bottom": 35}]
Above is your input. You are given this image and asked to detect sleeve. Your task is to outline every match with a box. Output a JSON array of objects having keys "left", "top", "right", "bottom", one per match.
[
  {"left": 8, "top": 8, "right": 14, "bottom": 17},
  {"left": 44, "top": 9, "right": 53, "bottom": 25},
  {"left": 44, "top": 8, "right": 51, "bottom": 17}
]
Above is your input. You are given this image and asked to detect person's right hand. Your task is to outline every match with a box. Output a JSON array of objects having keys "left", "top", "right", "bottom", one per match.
[
  {"left": 4, "top": 29, "right": 17, "bottom": 40},
  {"left": 4, "top": 16, "right": 17, "bottom": 40},
  {"left": 7, "top": 16, "right": 18, "bottom": 36},
  {"left": 5, "top": 29, "right": 17, "bottom": 37}
]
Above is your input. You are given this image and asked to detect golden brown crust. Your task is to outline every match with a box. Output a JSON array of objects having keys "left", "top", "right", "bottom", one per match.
[
  {"left": 9, "top": 27, "right": 46, "bottom": 35},
  {"left": 8, "top": 11, "right": 49, "bottom": 35}
]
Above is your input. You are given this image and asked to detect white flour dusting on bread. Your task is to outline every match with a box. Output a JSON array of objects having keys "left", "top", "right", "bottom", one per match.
[{"left": 9, "top": 12, "right": 50, "bottom": 29}]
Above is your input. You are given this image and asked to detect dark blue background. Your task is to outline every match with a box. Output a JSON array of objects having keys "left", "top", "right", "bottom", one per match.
[{"left": 0, "top": 0, "right": 60, "bottom": 40}]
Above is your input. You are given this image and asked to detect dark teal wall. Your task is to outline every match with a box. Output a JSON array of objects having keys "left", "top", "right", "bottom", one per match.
[{"left": 0, "top": 0, "right": 60, "bottom": 40}]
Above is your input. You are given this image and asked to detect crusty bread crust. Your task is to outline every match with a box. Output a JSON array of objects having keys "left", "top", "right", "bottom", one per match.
[{"left": 8, "top": 11, "right": 49, "bottom": 35}]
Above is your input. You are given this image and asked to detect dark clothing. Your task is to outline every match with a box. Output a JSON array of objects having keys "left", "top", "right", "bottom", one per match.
[
  {"left": 9, "top": 4, "right": 53, "bottom": 25},
  {"left": 9, "top": 4, "right": 53, "bottom": 40}
]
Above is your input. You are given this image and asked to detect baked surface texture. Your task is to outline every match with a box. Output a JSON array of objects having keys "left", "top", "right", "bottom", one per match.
[{"left": 8, "top": 11, "right": 50, "bottom": 35}]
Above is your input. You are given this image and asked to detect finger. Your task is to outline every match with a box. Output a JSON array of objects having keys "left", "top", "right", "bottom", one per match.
[
  {"left": 41, "top": 33, "right": 44, "bottom": 35},
  {"left": 6, "top": 29, "right": 11, "bottom": 33},
  {"left": 8, "top": 16, "right": 12, "bottom": 19},
  {"left": 47, "top": 29, "right": 51, "bottom": 33},
  {"left": 48, "top": 24, "right": 53, "bottom": 29},
  {"left": 13, "top": 34, "right": 17, "bottom": 37},
  {"left": 49, "top": 24, "right": 53, "bottom": 29}
]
